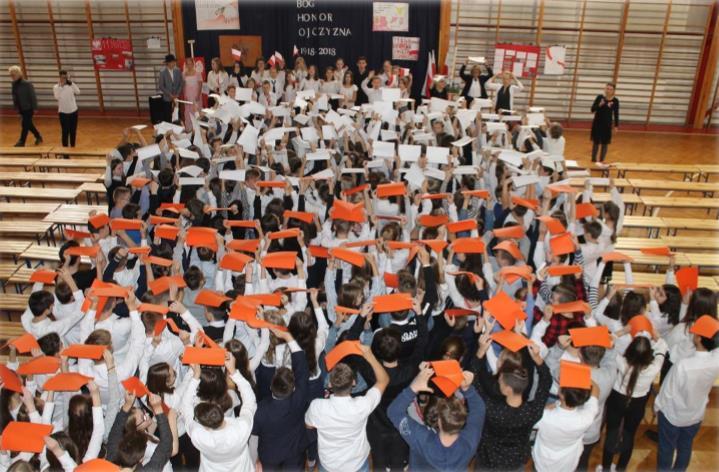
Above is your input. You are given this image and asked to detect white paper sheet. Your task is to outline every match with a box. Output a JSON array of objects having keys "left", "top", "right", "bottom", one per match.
[
  {"left": 237, "top": 125, "right": 260, "bottom": 154},
  {"left": 219, "top": 170, "right": 246, "bottom": 181},
  {"left": 235, "top": 88, "right": 254, "bottom": 102},
  {"left": 373, "top": 141, "right": 396, "bottom": 158},
  {"left": 426, "top": 146, "right": 450, "bottom": 164},
  {"left": 137, "top": 144, "right": 161, "bottom": 161}
]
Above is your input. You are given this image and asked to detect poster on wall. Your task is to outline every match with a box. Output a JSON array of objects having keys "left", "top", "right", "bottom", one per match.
[
  {"left": 218, "top": 36, "right": 262, "bottom": 68},
  {"left": 373, "top": 2, "right": 409, "bottom": 32},
  {"left": 392, "top": 36, "right": 420, "bottom": 61},
  {"left": 544, "top": 45, "right": 566, "bottom": 75},
  {"left": 493, "top": 43, "right": 540, "bottom": 78},
  {"left": 91, "top": 38, "right": 134, "bottom": 71},
  {"left": 195, "top": 0, "right": 240, "bottom": 30}
]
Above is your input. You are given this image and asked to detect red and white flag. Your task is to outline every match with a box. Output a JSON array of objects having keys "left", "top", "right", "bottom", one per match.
[
  {"left": 422, "top": 50, "right": 436, "bottom": 97},
  {"left": 399, "top": 67, "right": 410, "bottom": 77},
  {"left": 293, "top": 45, "right": 299, "bottom": 57},
  {"left": 273, "top": 51, "right": 284, "bottom": 65},
  {"left": 267, "top": 55, "right": 276, "bottom": 67},
  {"left": 231, "top": 48, "right": 242, "bottom": 62}
]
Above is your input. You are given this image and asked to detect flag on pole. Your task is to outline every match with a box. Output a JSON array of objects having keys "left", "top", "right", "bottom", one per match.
[
  {"left": 422, "top": 50, "right": 436, "bottom": 97},
  {"left": 231, "top": 48, "right": 242, "bottom": 62},
  {"left": 273, "top": 51, "right": 284, "bottom": 65},
  {"left": 398, "top": 67, "right": 410, "bottom": 77},
  {"left": 293, "top": 45, "right": 299, "bottom": 57},
  {"left": 267, "top": 55, "right": 276, "bottom": 67}
]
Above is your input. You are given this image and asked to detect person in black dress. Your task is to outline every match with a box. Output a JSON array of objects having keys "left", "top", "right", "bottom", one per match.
[
  {"left": 429, "top": 76, "right": 448, "bottom": 99},
  {"left": 590, "top": 82, "right": 620, "bottom": 162},
  {"left": 354, "top": 56, "right": 370, "bottom": 105},
  {"left": 459, "top": 59, "right": 493, "bottom": 105}
]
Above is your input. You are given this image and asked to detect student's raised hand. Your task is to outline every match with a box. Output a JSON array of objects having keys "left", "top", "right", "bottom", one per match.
[
  {"left": 460, "top": 371, "right": 475, "bottom": 391},
  {"left": 527, "top": 342, "right": 544, "bottom": 365},
  {"left": 148, "top": 393, "right": 164, "bottom": 415},
  {"left": 123, "top": 391, "right": 136, "bottom": 412},
  {"left": 44, "top": 435, "right": 63, "bottom": 458},
  {"left": 169, "top": 301, "right": 186, "bottom": 314},
  {"left": 444, "top": 312, "right": 456, "bottom": 327},
  {"left": 102, "top": 348, "right": 115, "bottom": 370},
  {"left": 542, "top": 305, "right": 554, "bottom": 322},
  {"left": 473, "top": 315, "right": 485, "bottom": 334},
  {"left": 224, "top": 352, "right": 237, "bottom": 375},
  {"left": 270, "top": 327, "right": 293, "bottom": 343},
  {"left": 410, "top": 363, "right": 434, "bottom": 394}
]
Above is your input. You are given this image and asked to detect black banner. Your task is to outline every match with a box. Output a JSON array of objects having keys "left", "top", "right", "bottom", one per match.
[{"left": 181, "top": 0, "right": 440, "bottom": 98}]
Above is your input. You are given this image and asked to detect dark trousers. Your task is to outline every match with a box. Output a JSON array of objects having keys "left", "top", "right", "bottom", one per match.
[
  {"left": 262, "top": 453, "right": 306, "bottom": 471},
  {"left": 592, "top": 141, "right": 608, "bottom": 162},
  {"left": 59, "top": 111, "right": 78, "bottom": 147},
  {"left": 602, "top": 390, "right": 649, "bottom": 470},
  {"left": 170, "top": 432, "right": 200, "bottom": 470},
  {"left": 18, "top": 109, "right": 41, "bottom": 144},
  {"left": 162, "top": 100, "right": 173, "bottom": 122},
  {"left": 577, "top": 440, "right": 597, "bottom": 471},
  {"left": 657, "top": 411, "right": 701, "bottom": 471}
]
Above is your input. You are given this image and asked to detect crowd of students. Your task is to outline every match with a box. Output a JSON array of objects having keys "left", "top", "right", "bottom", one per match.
[{"left": 1, "top": 52, "right": 718, "bottom": 472}]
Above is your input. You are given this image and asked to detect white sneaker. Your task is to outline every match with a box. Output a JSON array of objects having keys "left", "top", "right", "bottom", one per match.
[
  {"left": 595, "top": 466, "right": 603, "bottom": 472},
  {"left": 610, "top": 465, "right": 617, "bottom": 472}
]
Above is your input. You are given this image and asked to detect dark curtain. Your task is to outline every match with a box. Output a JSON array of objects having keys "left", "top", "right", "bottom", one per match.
[{"left": 181, "top": 0, "right": 440, "bottom": 99}]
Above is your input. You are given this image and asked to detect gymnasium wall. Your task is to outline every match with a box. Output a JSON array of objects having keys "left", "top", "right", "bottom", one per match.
[
  {"left": 0, "top": 0, "right": 175, "bottom": 112},
  {"left": 447, "top": 0, "right": 716, "bottom": 126}
]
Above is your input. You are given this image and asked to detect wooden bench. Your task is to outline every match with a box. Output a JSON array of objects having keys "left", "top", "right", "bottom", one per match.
[
  {"left": 660, "top": 236, "right": 719, "bottom": 252},
  {"left": 0, "top": 158, "right": 39, "bottom": 170},
  {"left": 618, "top": 250, "right": 691, "bottom": 268},
  {"left": 33, "top": 159, "right": 106, "bottom": 171},
  {"left": 696, "top": 164, "right": 719, "bottom": 182},
  {"left": 0, "top": 294, "right": 30, "bottom": 313},
  {"left": 641, "top": 196, "right": 719, "bottom": 217},
  {"left": 0, "top": 221, "right": 54, "bottom": 245},
  {"left": 43, "top": 204, "right": 107, "bottom": 226},
  {"left": 615, "top": 237, "right": 669, "bottom": 251},
  {"left": 0, "top": 146, "right": 54, "bottom": 158},
  {"left": 0, "top": 186, "right": 80, "bottom": 203},
  {"left": 0, "top": 321, "right": 28, "bottom": 338},
  {"left": 592, "top": 192, "right": 642, "bottom": 215},
  {"left": 0, "top": 264, "right": 21, "bottom": 284},
  {"left": 20, "top": 244, "right": 61, "bottom": 264},
  {"left": 684, "top": 253, "right": 719, "bottom": 271},
  {"left": 0, "top": 172, "right": 103, "bottom": 185},
  {"left": 568, "top": 178, "right": 632, "bottom": 189},
  {"left": 77, "top": 183, "right": 107, "bottom": 205},
  {"left": 593, "top": 163, "right": 702, "bottom": 181},
  {"left": 628, "top": 179, "right": 719, "bottom": 196},
  {"left": 661, "top": 217, "right": 719, "bottom": 235},
  {"left": 621, "top": 216, "right": 668, "bottom": 238},
  {"left": 611, "top": 271, "right": 719, "bottom": 291},
  {"left": 6, "top": 267, "right": 34, "bottom": 285},
  {"left": 0, "top": 240, "right": 32, "bottom": 262},
  {"left": 47, "top": 147, "right": 114, "bottom": 159},
  {"left": 0, "top": 203, "right": 60, "bottom": 217}
]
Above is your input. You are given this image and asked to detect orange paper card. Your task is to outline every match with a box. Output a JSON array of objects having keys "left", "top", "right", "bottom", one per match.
[
  {"left": 43, "top": 372, "right": 92, "bottom": 391},
  {"left": 491, "top": 329, "right": 532, "bottom": 352},
  {"left": 537, "top": 215, "right": 566, "bottom": 235},
  {"left": 145, "top": 255, "right": 173, "bottom": 267},
  {"left": 17, "top": 356, "right": 61, "bottom": 376},
  {"left": 138, "top": 303, "right": 170, "bottom": 315},
  {"left": 148, "top": 275, "right": 187, "bottom": 295},
  {"left": 261, "top": 251, "right": 298, "bottom": 270},
  {"left": 0, "top": 365, "right": 22, "bottom": 393},
  {"left": 552, "top": 300, "right": 591, "bottom": 315},
  {"left": 511, "top": 195, "right": 539, "bottom": 210},
  {"left": 602, "top": 251, "right": 633, "bottom": 263},
  {"left": 91, "top": 285, "right": 129, "bottom": 298},
  {"left": 65, "top": 229, "right": 91, "bottom": 240},
  {"left": 227, "top": 239, "right": 260, "bottom": 253},
  {"left": 376, "top": 182, "right": 406, "bottom": 198},
  {"left": 549, "top": 232, "right": 575, "bottom": 257},
  {"left": 186, "top": 227, "right": 218, "bottom": 250},
  {"left": 493, "top": 225, "right": 525, "bottom": 239},
  {"left": 559, "top": 360, "right": 592, "bottom": 389},
  {"left": 421, "top": 192, "right": 452, "bottom": 200},
  {"left": 329, "top": 247, "right": 366, "bottom": 268},
  {"left": 547, "top": 265, "right": 582, "bottom": 277},
  {"left": 6, "top": 333, "right": 40, "bottom": 353},
  {"left": 153, "top": 318, "right": 179, "bottom": 336},
  {"left": 219, "top": 252, "right": 253, "bottom": 272},
  {"left": 65, "top": 245, "right": 100, "bottom": 257},
  {"left": 75, "top": 459, "right": 121, "bottom": 472},
  {"left": 88, "top": 213, "right": 110, "bottom": 229},
  {"left": 569, "top": 326, "right": 612, "bottom": 348},
  {"left": 483, "top": 291, "right": 526, "bottom": 330},
  {"left": 494, "top": 240, "right": 523, "bottom": 260},
  {"left": 384, "top": 272, "right": 399, "bottom": 288},
  {"left": 419, "top": 214, "right": 450, "bottom": 228},
  {"left": 155, "top": 224, "right": 180, "bottom": 241},
  {"left": 110, "top": 218, "right": 143, "bottom": 231},
  {"left": 445, "top": 308, "right": 480, "bottom": 317},
  {"left": 181, "top": 347, "right": 227, "bottom": 366},
  {"left": 256, "top": 180, "right": 286, "bottom": 188},
  {"left": 447, "top": 219, "right": 478, "bottom": 233},
  {"left": 195, "top": 289, "right": 231, "bottom": 308},
  {"left": 342, "top": 184, "right": 368, "bottom": 196},
  {"left": 61, "top": 344, "right": 107, "bottom": 360},
  {"left": 373, "top": 293, "right": 414, "bottom": 313},
  {"left": 308, "top": 245, "right": 329, "bottom": 259},
  {"left": 640, "top": 246, "right": 672, "bottom": 257},
  {"left": 335, "top": 305, "right": 361, "bottom": 315},
  {"left": 547, "top": 184, "right": 577, "bottom": 195},
  {"left": 128, "top": 246, "right": 152, "bottom": 256},
  {"left": 149, "top": 215, "right": 179, "bottom": 225},
  {"left": 284, "top": 210, "right": 314, "bottom": 224},
  {"left": 330, "top": 200, "right": 366, "bottom": 223},
  {"left": 461, "top": 189, "right": 490, "bottom": 199},
  {"left": 451, "top": 238, "right": 485, "bottom": 254},
  {"left": 129, "top": 177, "right": 151, "bottom": 188},
  {"left": 122, "top": 376, "right": 150, "bottom": 397},
  {"left": 224, "top": 220, "right": 259, "bottom": 229},
  {"left": 675, "top": 267, "right": 699, "bottom": 296},
  {"left": 269, "top": 228, "right": 301, "bottom": 240},
  {"left": 243, "top": 293, "right": 283, "bottom": 306},
  {"left": 576, "top": 203, "right": 599, "bottom": 219},
  {"left": 420, "top": 239, "right": 448, "bottom": 253},
  {"left": 0, "top": 422, "right": 53, "bottom": 453},
  {"left": 325, "top": 340, "right": 363, "bottom": 371},
  {"left": 431, "top": 376, "right": 460, "bottom": 397},
  {"left": 689, "top": 315, "right": 719, "bottom": 339},
  {"left": 628, "top": 315, "right": 655, "bottom": 337}
]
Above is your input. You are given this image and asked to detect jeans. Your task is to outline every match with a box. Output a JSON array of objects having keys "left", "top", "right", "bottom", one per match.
[
  {"left": 657, "top": 411, "right": 701, "bottom": 471},
  {"left": 18, "top": 109, "right": 41, "bottom": 144},
  {"left": 319, "top": 456, "right": 369, "bottom": 472},
  {"left": 59, "top": 111, "right": 78, "bottom": 147}
]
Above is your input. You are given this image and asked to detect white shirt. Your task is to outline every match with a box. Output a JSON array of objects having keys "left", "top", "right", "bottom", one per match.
[
  {"left": 655, "top": 349, "right": 719, "bottom": 427},
  {"left": 207, "top": 70, "right": 229, "bottom": 95},
  {"left": 533, "top": 397, "right": 598, "bottom": 472},
  {"left": 613, "top": 338, "right": 667, "bottom": 397},
  {"left": 360, "top": 77, "right": 383, "bottom": 103},
  {"left": 468, "top": 78, "right": 482, "bottom": 98},
  {"left": 666, "top": 322, "right": 696, "bottom": 364},
  {"left": 305, "top": 387, "right": 382, "bottom": 472},
  {"left": 585, "top": 363, "right": 617, "bottom": 444},
  {"left": 182, "top": 371, "right": 256, "bottom": 472},
  {"left": 486, "top": 81, "right": 524, "bottom": 111},
  {"left": 542, "top": 136, "right": 565, "bottom": 156},
  {"left": 53, "top": 82, "right": 80, "bottom": 114}
]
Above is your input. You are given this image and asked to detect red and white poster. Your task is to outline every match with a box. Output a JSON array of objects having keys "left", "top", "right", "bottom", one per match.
[
  {"left": 91, "top": 38, "right": 134, "bottom": 71},
  {"left": 493, "top": 43, "right": 540, "bottom": 79},
  {"left": 392, "top": 36, "right": 420, "bottom": 61}
]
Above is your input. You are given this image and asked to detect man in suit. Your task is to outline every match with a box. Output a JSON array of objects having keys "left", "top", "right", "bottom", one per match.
[
  {"left": 158, "top": 54, "right": 183, "bottom": 123},
  {"left": 9, "top": 65, "right": 42, "bottom": 147}
]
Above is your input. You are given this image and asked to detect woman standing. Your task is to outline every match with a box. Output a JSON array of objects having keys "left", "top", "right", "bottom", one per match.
[
  {"left": 206, "top": 57, "right": 228, "bottom": 106},
  {"left": 182, "top": 58, "right": 203, "bottom": 131},
  {"left": 590, "top": 82, "right": 620, "bottom": 163},
  {"left": 53, "top": 69, "right": 79, "bottom": 147}
]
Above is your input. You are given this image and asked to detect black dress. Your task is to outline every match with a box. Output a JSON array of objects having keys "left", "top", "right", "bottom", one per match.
[{"left": 590, "top": 95, "right": 619, "bottom": 144}]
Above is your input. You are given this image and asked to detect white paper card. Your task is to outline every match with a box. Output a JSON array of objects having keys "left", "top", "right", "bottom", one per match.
[
  {"left": 237, "top": 125, "right": 260, "bottom": 154},
  {"left": 381, "top": 87, "right": 401, "bottom": 102},
  {"left": 301, "top": 127, "right": 320, "bottom": 142},
  {"left": 424, "top": 167, "right": 446, "bottom": 180},
  {"left": 306, "top": 150, "right": 330, "bottom": 161},
  {"left": 453, "top": 166, "right": 478, "bottom": 175},
  {"left": 404, "top": 166, "right": 426, "bottom": 189},
  {"left": 137, "top": 144, "right": 161, "bottom": 161},
  {"left": 398, "top": 144, "right": 422, "bottom": 162},
  {"left": 322, "top": 125, "right": 337, "bottom": 140},
  {"left": 380, "top": 129, "right": 398, "bottom": 141},
  {"left": 498, "top": 150, "right": 523, "bottom": 167},
  {"left": 373, "top": 141, "right": 396, "bottom": 158},
  {"left": 235, "top": 88, "right": 253, "bottom": 101},
  {"left": 312, "top": 168, "right": 335, "bottom": 180},
  {"left": 512, "top": 175, "right": 540, "bottom": 187},
  {"left": 179, "top": 177, "right": 204, "bottom": 186},
  {"left": 219, "top": 170, "right": 246, "bottom": 181},
  {"left": 177, "top": 148, "right": 200, "bottom": 160},
  {"left": 452, "top": 136, "right": 475, "bottom": 147},
  {"left": 426, "top": 146, "right": 449, "bottom": 164},
  {"left": 179, "top": 165, "right": 203, "bottom": 177}
]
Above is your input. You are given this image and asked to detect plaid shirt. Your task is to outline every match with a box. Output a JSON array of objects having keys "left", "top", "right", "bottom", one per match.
[{"left": 533, "top": 278, "right": 587, "bottom": 347}]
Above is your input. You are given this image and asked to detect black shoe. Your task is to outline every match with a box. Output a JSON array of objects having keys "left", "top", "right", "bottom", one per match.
[
  {"left": 14, "top": 141, "right": 24, "bottom": 147},
  {"left": 35, "top": 137, "right": 43, "bottom": 145}
]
